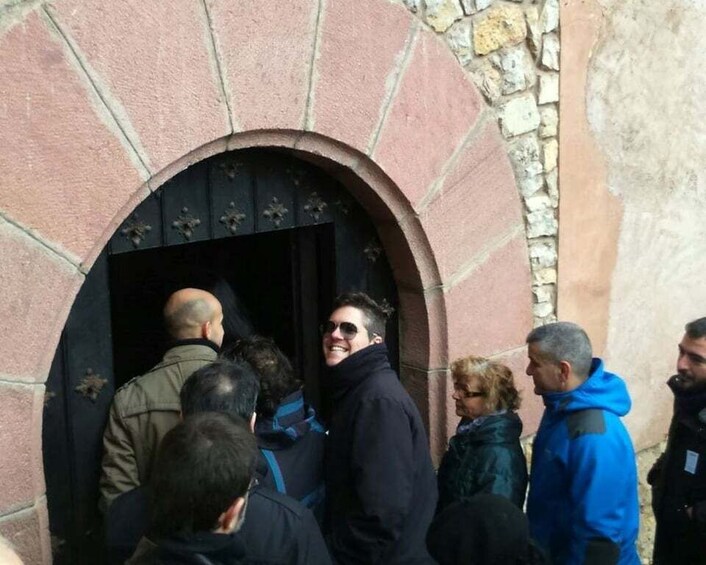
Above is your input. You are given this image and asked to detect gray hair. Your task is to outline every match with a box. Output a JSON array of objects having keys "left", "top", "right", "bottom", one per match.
[
  {"left": 526, "top": 322, "right": 593, "bottom": 379},
  {"left": 685, "top": 317, "right": 706, "bottom": 340}
]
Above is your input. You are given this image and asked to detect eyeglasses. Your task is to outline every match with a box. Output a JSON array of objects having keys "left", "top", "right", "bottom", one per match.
[
  {"left": 320, "top": 320, "right": 359, "bottom": 340},
  {"left": 453, "top": 383, "right": 486, "bottom": 399}
]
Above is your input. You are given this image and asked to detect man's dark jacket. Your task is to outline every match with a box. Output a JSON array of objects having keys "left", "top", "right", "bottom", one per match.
[
  {"left": 325, "top": 343, "right": 437, "bottom": 564},
  {"left": 127, "top": 530, "right": 249, "bottom": 564},
  {"left": 436, "top": 411, "right": 527, "bottom": 513},
  {"left": 649, "top": 376, "right": 706, "bottom": 564},
  {"left": 111, "top": 485, "right": 332, "bottom": 565}
]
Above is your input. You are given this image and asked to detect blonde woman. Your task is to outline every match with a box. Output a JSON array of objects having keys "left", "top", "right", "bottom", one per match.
[{"left": 436, "top": 355, "right": 527, "bottom": 512}]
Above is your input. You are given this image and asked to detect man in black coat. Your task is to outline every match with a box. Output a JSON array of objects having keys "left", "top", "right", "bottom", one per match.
[
  {"left": 322, "top": 292, "right": 437, "bottom": 564},
  {"left": 648, "top": 317, "right": 706, "bottom": 564}
]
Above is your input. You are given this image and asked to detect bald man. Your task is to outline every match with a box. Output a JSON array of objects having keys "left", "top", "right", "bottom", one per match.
[{"left": 100, "top": 288, "right": 224, "bottom": 509}]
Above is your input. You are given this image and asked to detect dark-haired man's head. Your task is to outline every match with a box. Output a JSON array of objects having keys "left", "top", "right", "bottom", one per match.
[
  {"left": 322, "top": 292, "right": 388, "bottom": 367},
  {"left": 676, "top": 316, "right": 706, "bottom": 390},
  {"left": 180, "top": 359, "right": 260, "bottom": 429},
  {"left": 163, "top": 288, "right": 225, "bottom": 347},
  {"left": 150, "top": 412, "right": 257, "bottom": 538},
  {"left": 223, "top": 336, "right": 301, "bottom": 418}
]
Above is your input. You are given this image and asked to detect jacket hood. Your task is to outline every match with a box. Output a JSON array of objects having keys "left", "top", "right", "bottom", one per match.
[
  {"left": 327, "top": 343, "right": 392, "bottom": 400},
  {"left": 542, "top": 358, "right": 632, "bottom": 416},
  {"left": 255, "top": 389, "right": 324, "bottom": 450}
]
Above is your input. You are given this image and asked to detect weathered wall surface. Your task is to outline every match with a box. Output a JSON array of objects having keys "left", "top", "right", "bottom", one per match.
[{"left": 587, "top": 0, "right": 706, "bottom": 449}]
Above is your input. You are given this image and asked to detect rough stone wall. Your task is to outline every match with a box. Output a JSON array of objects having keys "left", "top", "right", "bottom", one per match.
[{"left": 398, "top": 0, "right": 560, "bottom": 326}]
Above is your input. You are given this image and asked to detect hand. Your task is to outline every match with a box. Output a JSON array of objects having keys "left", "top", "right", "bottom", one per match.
[{"left": 686, "top": 506, "right": 693, "bottom": 519}]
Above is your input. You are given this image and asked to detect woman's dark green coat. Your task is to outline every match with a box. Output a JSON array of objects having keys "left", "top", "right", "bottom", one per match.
[{"left": 436, "top": 411, "right": 528, "bottom": 513}]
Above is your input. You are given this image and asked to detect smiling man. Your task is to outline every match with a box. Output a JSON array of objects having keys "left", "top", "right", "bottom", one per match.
[
  {"left": 525, "top": 322, "right": 639, "bottom": 565},
  {"left": 648, "top": 317, "right": 706, "bottom": 564},
  {"left": 322, "top": 292, "right": 437, "bottom": 564}
]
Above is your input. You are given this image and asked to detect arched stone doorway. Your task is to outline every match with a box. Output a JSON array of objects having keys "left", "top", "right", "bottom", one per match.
[{"left": 0, "top": 1, "right": 535, "bottom": 561}]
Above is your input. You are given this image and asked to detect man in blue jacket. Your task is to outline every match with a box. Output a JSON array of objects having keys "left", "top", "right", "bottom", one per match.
[
  {"left": 525, "top": 322, "right": 640, "bottom": 565},
  {"left": 322, "top": 292, "right": 437, "bottom": 564}
]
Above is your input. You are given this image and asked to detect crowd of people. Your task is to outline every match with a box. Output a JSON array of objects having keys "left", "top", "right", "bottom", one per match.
[{"left": 93, "top": 287, "right": 706, "bottom": 564}]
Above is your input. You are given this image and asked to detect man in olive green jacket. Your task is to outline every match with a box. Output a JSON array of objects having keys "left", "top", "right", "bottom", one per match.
[{"left": 99, "top": 288, "right": 224, "bottom": 510}]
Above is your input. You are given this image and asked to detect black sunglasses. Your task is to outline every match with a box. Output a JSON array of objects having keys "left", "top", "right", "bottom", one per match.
[{"left": 320, "top": 320, "right": 359, "bottom": 340}]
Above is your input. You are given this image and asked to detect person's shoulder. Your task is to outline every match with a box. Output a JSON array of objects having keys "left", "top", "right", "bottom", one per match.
[{"left": 249, "top": 485, "right": 312, "bottom": 521}]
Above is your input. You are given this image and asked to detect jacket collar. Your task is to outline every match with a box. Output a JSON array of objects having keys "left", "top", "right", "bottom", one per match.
[
  {"left": 328, "top": 343, "right": 391, "bottom": 399},
  {"left": 156, "top": 530, "right": 246, "bottom": 564},
  {"left": 169, "top": 337, "right": 221, "bottom": 355}
]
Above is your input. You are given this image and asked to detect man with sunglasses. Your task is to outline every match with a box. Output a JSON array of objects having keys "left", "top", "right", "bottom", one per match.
[{"left": 322, "top": 292, "right": 437, "bottom": 564}]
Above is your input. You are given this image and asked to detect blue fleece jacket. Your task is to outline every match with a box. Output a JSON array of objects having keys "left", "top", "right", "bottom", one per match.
[{"left": 527, "top": 358, "right": 640, "bottom": 565}]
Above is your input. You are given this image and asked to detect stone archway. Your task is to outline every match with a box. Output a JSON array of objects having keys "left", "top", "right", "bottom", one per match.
[{"left": 0, "top": 1, "right": 534, "bottom": 561}]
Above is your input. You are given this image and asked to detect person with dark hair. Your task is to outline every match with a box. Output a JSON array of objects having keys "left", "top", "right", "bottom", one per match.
[
  {"left": 112, "top": 359, "right": 332, "bottom": 565},
  {"left": 100, "top": 288, "right": 224, "bottom": 509},
  {"left": 322, "top": 291, "right": 437, "bottom": 564},
  {"left": 126, "top": 412, "right": 255, "bottom": 564},
  {"left": 180, "top": 359, "right": 260, "bottom": 429},
  {"left": 426, "top": 494, "right": 547, "bottom": 565},
  {"left": 525, "top": 322, "right": 639, "bottom": 565},
  {"left": 225, "top": 336, "right": 326, "bottom": 513},
  {"left": 436, "top": 355, "right": 527, "bottom": 513},
  {"left": 648, "top": 316, "right": 706, "bottom": 564}
]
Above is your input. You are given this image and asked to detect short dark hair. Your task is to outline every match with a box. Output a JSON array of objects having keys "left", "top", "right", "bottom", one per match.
[
  {"left": 332, "top": 291, "right": 389, "bottom": 339},
  {"left": 180, "top": 359, "right": 260, "bottom": 421},
  {"left": 222, "top": 336, "right": 301, "bottom": 418},
  {"left": 526, "top": 322, "right": 593, "bottom": 379},
  {"left": 150, "top": 412, "right": 256, "bottom": 537},
  {"left": 685, "top": 317, "right": 706, "bottom": 340}
]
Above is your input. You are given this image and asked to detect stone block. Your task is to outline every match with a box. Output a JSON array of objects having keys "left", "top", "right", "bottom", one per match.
[
  {"left": 424, "top": 0, "right": 463, "bottom": 33},
  {"left": 208, "top": 0, "right": 317, "bottom": 131},
  {"left": 475, "top": 0, "right": 492, "bottom": 12},
  {"left": 525, "top": 192, "right": 552, "bottom": 212},
  {"left": 525, "top": 6, "right": 542, "bottom": 56},
  {"left": 533, "top": 284, "right": 554, "bottom": 303},
  {"left": 490, "top": 45, "right": 536, "bottom": 95},
  {"left": 48, "top": 0, "right": 230, "bottom": 173},
  {"left": 0, "top": 220, "right": 82, "bottom": 382},
  {"left": 498, "top": 93, "right": 540, "bottom": 138},
  {"left": 508, "top": 135, "right": 542, "bottom": 177},
  {"left": 446, "top": 20, "right": 473, "bottom": 66},
  {"left": 529, "top": 239, "right": 557, "bottom": 268},
  {"left": 459, "top": 0, "right": 474, "bottom": 16},
  {"left": 533, "top": 301, "right": 553, "bottom": 318},
  {"left": 526, "top": 208, "right": 558, "bottom": 238},
  {"left": 0, "top": 499, "right": 51, "bottom": 565},
  {"left": 541, "top": 32, "right": 560, "bottom": 70},
  {"left": 541, "top": 0, "right": 559, "bottom": 33},
  {"left": 546, "top": 168, "right": 558, "bottom": 206},
  {"left": 539, "top": 104, "right": 558, "bottom": 138},
  {"left": 403, "top": 0, "right": 422, "bottom": 13},
  {"left": 420, "top": 123, "right": 523, "bottom": 280},
  {"left": 0, "top": 384, "right": 45, "bottom": 516},
  {"left": 538, "top": 72, "right": 559, "bottom": 104},
  {"left": 373, "top": 29, "right": 482, "bottom": 209},
  {"left": 311, "top": 0, "right": 411, "bottom": 154},
  {"left": 533, "top": 267, "right": 557, "bottom": 285},
  {"left": 473, "top": 4, "right": 526, "bottom": 56},
  {"left": 519, "top": 174, "right": 545, "bottom": 199},
  {"left": 468, "top": 59, "right": 503, "bottom": 103},
  {"left": 0, "top": 11, "right": 145, "bottom": 263},
  {"left": 543, "top": 138, "right": 558, "bottom": 172},
  {"left": 445, "top": 233, "right": 532, "bottom": 359}
]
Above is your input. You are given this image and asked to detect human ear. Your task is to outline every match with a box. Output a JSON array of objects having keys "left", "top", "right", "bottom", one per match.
[
  {"left": 217, "top": 497, "right": 246, "bottom": 533},
  {"left": 202, "top": 320, "right": 212, "bottom": 340}
]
